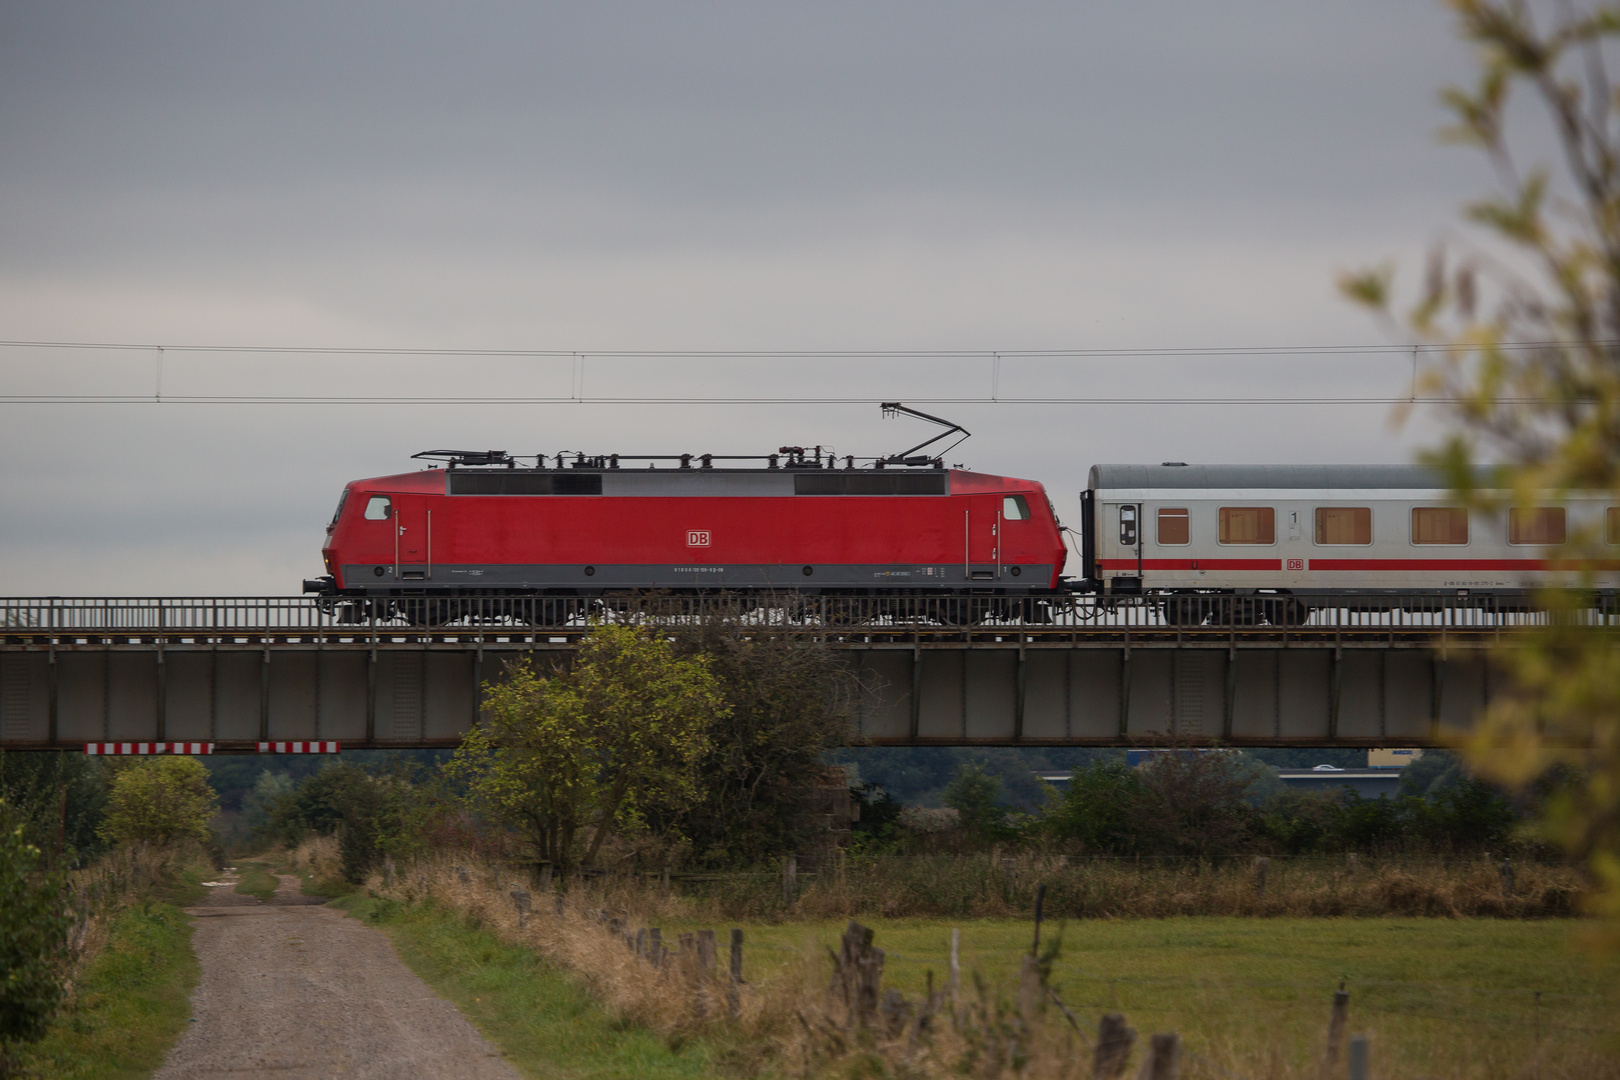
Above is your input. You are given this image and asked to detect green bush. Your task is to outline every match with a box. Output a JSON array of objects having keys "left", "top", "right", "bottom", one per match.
[
  {"left": 944, "top": 762, "right": 1027, "bottom": 846},
  {"left": 0, "top": 751, "right": 111, "bottom": 866},
  {"left": 0, "top": 800, "right": 71, "bottom": 1072},
  {"left": 99, "top": 758, "right": 218, "bottom": 847}
]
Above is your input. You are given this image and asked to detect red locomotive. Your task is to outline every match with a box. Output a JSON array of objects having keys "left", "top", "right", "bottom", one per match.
[{"left": 304, "top": 406, "right": 1067, "bottom": 619}]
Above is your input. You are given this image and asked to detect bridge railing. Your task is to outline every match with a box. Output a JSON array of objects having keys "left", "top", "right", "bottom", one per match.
[{"left": 0, "top": 591, "right": 1613, "bottom": 638}]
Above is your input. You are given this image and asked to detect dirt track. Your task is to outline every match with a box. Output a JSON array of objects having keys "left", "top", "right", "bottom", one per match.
[{"left": 155, "top": 871, "right": 523, "bottom": 1079}]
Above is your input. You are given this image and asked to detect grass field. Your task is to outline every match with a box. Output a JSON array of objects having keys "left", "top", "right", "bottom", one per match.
[
  {"left": 654, "top": 915, "right": 1620, "bottom": 1078},
  {"left": 335, "top": 892, "right": 733, "bottom": 1080}
]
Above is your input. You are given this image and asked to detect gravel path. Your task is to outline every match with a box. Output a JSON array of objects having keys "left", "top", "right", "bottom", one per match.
[{"left": 155, "top": 870, "right": 524, "bottom": 1079}]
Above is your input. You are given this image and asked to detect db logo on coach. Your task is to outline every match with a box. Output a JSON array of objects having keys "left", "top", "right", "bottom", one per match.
[
  {"left": 1287, "top": 558, "right": 1304, "bottom": 571},
  {"left": 687, "top": 530, "right": 711, "bottom": 547}
]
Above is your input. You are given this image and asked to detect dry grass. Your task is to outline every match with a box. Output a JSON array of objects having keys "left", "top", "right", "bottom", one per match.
[
  {"left": 292, "top": 841, "right": 1617, "bottom": 1080},
  {"left": 657, "top": 852, "right": 1584, "bottom": 922}
]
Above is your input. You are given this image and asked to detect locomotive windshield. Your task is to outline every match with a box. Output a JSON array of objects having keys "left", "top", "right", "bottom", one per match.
[{"left": 328, "top": 489, "right": 349, "bottom": 528}]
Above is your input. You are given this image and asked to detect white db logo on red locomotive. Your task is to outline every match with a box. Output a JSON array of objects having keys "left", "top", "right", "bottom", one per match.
[{"left": 687, "top": 530, "right": 711, "bottom": 547}]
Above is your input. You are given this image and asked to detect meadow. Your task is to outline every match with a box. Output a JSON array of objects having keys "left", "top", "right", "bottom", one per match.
[
  {"left": 659, "top": 915, "right": 1620, "bottom": 1079},
  {"left": 290, "top": 840, "right": 1620, "bottom": 1079}
]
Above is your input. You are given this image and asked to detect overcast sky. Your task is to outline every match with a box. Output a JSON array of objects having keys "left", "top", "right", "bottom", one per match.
[{"left": 0, "top": 2, "right": 1492, "bottom": 595}]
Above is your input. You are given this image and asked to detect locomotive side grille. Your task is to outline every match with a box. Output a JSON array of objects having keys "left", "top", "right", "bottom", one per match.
[
  {"left": 449, "top": 472, "right": 603, "bottom": 496},
  {"left": 794, "top": 473, "right": 946, "bottom": 496}
]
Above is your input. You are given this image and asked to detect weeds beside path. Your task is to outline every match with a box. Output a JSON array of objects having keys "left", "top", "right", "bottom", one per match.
[
  {"left": 13, "top": 901, "right": 199, "bottom": 1080},
  {"left": 337, "top": 893, "right": 723, "bottom": 1080}
]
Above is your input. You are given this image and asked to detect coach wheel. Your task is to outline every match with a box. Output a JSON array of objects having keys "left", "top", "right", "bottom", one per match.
[{"left": 1161, "top": 597, "right": 1207, "bottom": 626}]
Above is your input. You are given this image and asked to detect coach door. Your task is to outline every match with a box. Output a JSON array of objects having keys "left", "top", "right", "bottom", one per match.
[
  {"left": 392, "top": 496, "right": 432, "bottom": 581},
  {"left": 964, "top": 496, "right": 1001, "bottom": 580},
  {"left": 1103, "top": 501, "right": 1143, "bottom": 585}
]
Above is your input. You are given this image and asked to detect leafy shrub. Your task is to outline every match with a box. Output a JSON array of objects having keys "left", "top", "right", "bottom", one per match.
[
  {"left": 0, "top": 801, "right": 71, "bottom": 1072},
  {"left": 0, "top": 751, "right": 111, "bottom": 866},
  {"left": 98, "top": 758, "right": 217, "bottom": 847},
  {"left": 1042, "top": 757, "right": 1148, "bottom": 854}
]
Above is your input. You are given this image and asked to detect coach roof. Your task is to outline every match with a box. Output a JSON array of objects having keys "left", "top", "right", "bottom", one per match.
[{"left": 1086, "top": 464, "right": 1473, "bottom": 490}]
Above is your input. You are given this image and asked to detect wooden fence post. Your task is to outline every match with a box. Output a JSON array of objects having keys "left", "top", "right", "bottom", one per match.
[
  {"left": 783, "top": 855, "right": 798, "bottom": 905},
  {"left": 949, "top": 928, "right": 962, "bottom": 1028},
  {"left": 1348, "top": 1034, "right": 1369, "bottom": 1080},
  {"left": 648, "top": 928, "right": 664, "bottom": 968},
  {"left": 697, "top": 929, "right": 716, "bottom": 974},
  {"left": 1322, "top": 986, "right": 1349, "bottom": 1077},
  {"left": 728, "top": 928, "right": 744, "bottom": 1019},
  {"left": 831, "top": 920, "right": 883, "bottom": 1031},
  {"left": 636, "top": 927, "right": 648, "bottom": 960},
  {"left": 1092, "top": 1012, "right": 1136, "bottom": 1079},
  {"left": 509, "top": 886, "right": 531, "bottom": 929},
  {"left": 1253, "top": 856, "right": 1269, "bottom": 898},
  {"left": 1142, "top": 1033, "right": 1180, "bottom": 1080},
  {"left": 1500, "top": 857, "right": 1515, "bottom": 899},
  {"left": 1017, "top": 955, "right": 1042, "bottom": 1028}
]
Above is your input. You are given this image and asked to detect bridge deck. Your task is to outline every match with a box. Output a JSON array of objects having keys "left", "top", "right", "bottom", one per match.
[{"left": 0, "top": 595, "right": 1590, "bottom": 751}]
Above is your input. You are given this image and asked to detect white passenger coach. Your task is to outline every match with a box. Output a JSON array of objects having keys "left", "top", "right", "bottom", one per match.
[{"left": 1081, "top": 464, "right": 1618, "bottom": 610}]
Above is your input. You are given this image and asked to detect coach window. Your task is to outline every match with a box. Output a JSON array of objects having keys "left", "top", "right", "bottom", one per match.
[
  {"left": 1158, "top": 507, "right": 1190, "bottom": 545},
  {"left": 1609, "top": 507, "right": 1620, "bottom": 545},
  {"left": 1002, "top": 495, "right": 1031, "bottom": 520},
  {"left": 1508, "top": 507, "right": 1566, "bottom": 545},
  {"left": 1315, "top": 507, "right": 1371, "bottom": 545},
  {"left": 1219, "top": 507, "right": 1274, "bottom": 544},
  {"left": 363, "top": 496, "right": 393, "bottom": 521},
  {"left": 1412, "top": 507, "right": 1468, "bottom": 545}
]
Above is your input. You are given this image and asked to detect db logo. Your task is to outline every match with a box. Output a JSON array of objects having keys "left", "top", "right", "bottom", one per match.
[
  {"left": 687, "top": 530, "right": 711, "bottom": 547},
  {"left": 1287, "top": 558, "right": 1304, "bottom": 571}
]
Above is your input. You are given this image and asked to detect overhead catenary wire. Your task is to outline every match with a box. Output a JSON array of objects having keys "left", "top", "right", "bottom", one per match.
[
  {"left": 0, "top": 337, "right": 1593, "bottom": 406},
  {"left": 0, "top": 338, "right": 1605, "bottom": 356},
  {"left": 0, "top": 394, "right": 1571, "bottom": 405}
]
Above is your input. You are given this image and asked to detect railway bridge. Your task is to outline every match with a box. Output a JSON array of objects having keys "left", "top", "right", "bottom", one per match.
[{"left": 0, "top": 594, "right": 1557, "bottom": 752}]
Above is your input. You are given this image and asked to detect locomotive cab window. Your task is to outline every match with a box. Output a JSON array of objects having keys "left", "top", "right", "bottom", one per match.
[
  {"left": 1157, "top": 507, "right": 1189, "bottom": 545},
  {"left": 1412, "top": 507, "right": 1468, "bottom": 545},
  {"left": 1002, "top": 495, "right": 1030, "bottom": 521},
  {"left": 1219, "top": 507, "right": 1274, "bottom": 545},
  {"left": 1508, "top": 507, "right": 1566, "bottom": 546},
  {"left": 363, "top": 496, "right": 393, "bottom": 521},
  {"left": 1315, "top": 507, "right": 1371, "bottom": 545},
  {"left": 1609, "top": 507, "right": 1620, "bottom": 545}
]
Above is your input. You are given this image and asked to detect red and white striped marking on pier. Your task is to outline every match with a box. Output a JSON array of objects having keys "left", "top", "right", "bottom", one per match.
[
  {"left": 85, "top": 742, "right": 214, "bottom": 755},
  {"left": 257, "top": 741, "right": 341, "bottom": 754}
]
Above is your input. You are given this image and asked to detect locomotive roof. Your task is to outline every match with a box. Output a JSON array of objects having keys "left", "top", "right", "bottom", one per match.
[
  {"left": 1086, "top": 463, "right": 1488, "bottom": 490},
  {"left": 356, "top": 465, "right": 1039, "bottom": 496}
]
